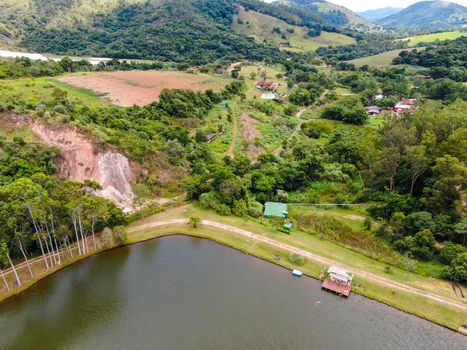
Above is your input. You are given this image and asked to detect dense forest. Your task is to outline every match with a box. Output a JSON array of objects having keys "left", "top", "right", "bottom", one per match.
[
  {"left": 393, "top": 37, "right": 467, "bottom": 82},
  {"left": 316, "top": 33, "right": 408, "bottom": 63},
  {"left": 0, "top": 57, "right": 169, "bottom": 80},
  {"left": 19, "top": 0, "right": 293, "bottom": 64}
]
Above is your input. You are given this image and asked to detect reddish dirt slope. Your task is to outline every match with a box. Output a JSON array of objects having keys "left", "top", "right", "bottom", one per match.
[{"left": 28, "top": 120, "right": 135, "bottom": 211}]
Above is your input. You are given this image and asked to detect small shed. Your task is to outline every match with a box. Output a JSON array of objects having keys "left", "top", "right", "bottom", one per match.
[
  {"left": 205, "top": 132, "right": 218, "bottom": 143},
  {"left": 328, "top": 266, "right": 354, "bottom": 286},
  {"left": 263, "top": 202, "right": 288, "bottom": 219},
  {"left": 365, "top": 106, "right": 381, "bottom": 116}
]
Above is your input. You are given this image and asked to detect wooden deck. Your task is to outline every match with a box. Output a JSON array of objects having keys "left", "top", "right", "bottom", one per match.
[{"left": 321, "top": 278, "right": 351, "bottom": 297}]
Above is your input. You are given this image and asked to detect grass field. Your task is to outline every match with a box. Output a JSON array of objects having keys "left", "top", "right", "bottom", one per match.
[
  {"left": 0, "top": 76, "right": 110, "bottom": 108},
  {"left": 347, "top": 49, "right": 412, "bottom": 67},
  {"left": 232, "top": 7, "right": 355, "bottom": 52},
  {"left": 400, "top": 31, "right": 465, "bottom": 47}
]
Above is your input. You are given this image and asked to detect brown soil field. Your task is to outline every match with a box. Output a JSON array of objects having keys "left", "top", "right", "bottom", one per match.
[
  {"left": 59, "top": 71, "right": 232, "bottom": 107},
  {"left": 241, "top": 114, "right": 263, "bottom": 161}
]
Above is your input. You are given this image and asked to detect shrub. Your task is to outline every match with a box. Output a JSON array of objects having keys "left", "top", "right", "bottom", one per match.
[
  {"left": 440, "top": 241, "right": 466, "bottom": 264},
  {"left": 321, "top": 97, "right": 368, "bottom": 125},
  {"left": 112, "top": 226, "right": 127, "bottom": 246},
  {"left": 444, "top": 252, "right": 467, "bottom": 283},
  {"left": 288, "top": 253, "right": 306, "bottom": 266},
  {"left": 248, "top": 201, "right": 263, "bottom": 218}
]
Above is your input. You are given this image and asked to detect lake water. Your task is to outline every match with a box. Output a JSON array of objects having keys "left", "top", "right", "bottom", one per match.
[{"left": 0, "top": 236, "right": 464, "bottom": 350}]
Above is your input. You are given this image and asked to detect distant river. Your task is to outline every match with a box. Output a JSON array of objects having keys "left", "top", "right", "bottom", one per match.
[{"left": 0, "top": 236, "right": 464, "bottom": 349}]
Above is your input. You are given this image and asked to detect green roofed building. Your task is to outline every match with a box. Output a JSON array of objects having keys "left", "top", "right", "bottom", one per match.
[{"left": 263, "top": 202, "right": 288, "bottom": 219}]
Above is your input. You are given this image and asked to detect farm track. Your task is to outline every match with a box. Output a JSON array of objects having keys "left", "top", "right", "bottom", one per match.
[{"left": 228, "top": 108, "right": 239, "bottom": 158}]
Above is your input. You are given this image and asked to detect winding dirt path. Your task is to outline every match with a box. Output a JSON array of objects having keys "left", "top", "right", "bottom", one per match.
[
  {"left": 227, "top": 108, "right": 239, "bottom": 158},
  {"left": 128, "top": 219, "right": 467, "bottom": 312}
]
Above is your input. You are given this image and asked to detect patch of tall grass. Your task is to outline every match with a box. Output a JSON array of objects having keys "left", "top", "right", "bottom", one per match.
[{"left": 296, "top": 212, "right": 415, "bottom": 270}]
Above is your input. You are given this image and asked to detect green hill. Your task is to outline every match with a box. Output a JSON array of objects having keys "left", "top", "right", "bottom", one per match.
[
  {"left": 400, "top": 31, "right": 466, "bottom": 46},
  {"left": 274, "top": 0, "right": 377, "bottom": 31},
  {"left": 0, "top": 0, "right": 360, "bottom": 63},
  {"left": 379, "top": 1, "right": 467, "bottom": 30},
  {"left": 232, "top": 6, "right": 356, "bottom": 52}
]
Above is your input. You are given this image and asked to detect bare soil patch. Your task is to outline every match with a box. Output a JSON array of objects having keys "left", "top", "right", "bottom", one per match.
[
  {"left": 241, "top": 114, "right": 263, "bottom": 161},
  {"left": 21, "top": 117, "right": 135, "bottom": 211},
  {"left": 59, "top": 71, "right": 232, "bottom": 107}
]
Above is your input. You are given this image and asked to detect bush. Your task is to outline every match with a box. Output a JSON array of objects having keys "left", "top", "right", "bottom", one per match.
[
  {"left": 112, "top": 226, "right": 127, "bottom": 246},
  {"left": 288, "top": 253, "right": 306, "bottom": 266},
  {"left": 404, "top": 211, "right": 434, "bottom": 236},
  {"left": 439, "top": 241, "right": 467, "bottom": 264},
  {"left": 321, "top": 97, "right": 368, "bottom": 125},
  {"left": 444, "top": 252, "right": 467, "bottom": 283},
  {"left": 248, "top": 201, "right": 263, "bottom": 218}
]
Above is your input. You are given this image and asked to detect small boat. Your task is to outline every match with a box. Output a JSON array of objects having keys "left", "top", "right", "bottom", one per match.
[{"left": 292, "top": 269, "right": 303, "bottom": 277}]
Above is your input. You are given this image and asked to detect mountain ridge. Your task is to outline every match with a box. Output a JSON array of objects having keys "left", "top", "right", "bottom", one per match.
[
  {"left": 379, "top": 1, "right": 467, "bottom": 29},
  {"left": 357, "top": 7, "right": 403, "bottom": 22},
  {"left": 273, "top": 0, "right": 378, "bottom": 30}
]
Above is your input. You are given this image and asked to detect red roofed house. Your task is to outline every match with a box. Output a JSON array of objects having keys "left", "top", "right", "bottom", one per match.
[
  {"left": 394, "top": 99, "right": 417, "bottom": 113},
  {"left": 256, "top": 81, "right": 278, "bottom": 92}
]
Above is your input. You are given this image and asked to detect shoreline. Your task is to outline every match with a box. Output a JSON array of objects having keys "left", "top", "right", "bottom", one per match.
[{"left": 1, "top": 225, "right": 465, "bottom": 336}]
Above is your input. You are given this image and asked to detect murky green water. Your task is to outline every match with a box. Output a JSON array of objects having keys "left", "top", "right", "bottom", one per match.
[{"left": 0, "top": 236, "right": 465, "bottom": 350}]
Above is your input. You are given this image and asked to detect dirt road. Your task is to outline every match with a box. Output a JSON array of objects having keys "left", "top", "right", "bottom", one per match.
[{"left": 128, "top": 218, "right": 467, "bottom": 312}]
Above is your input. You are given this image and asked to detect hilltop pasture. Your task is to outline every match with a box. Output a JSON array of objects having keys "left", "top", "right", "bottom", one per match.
[
  {"left": 400, "top": 31, "right": 465, "bottom": 47},
  {"left": 232, "top": 7, "right": 355, "bottom": 52}
]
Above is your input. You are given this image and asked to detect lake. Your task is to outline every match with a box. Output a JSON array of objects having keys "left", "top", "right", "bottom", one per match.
[{"left": 0, "top": 236, "right": 464, "bottom": 349}]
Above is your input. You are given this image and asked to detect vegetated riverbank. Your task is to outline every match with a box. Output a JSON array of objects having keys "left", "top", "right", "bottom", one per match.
[{"left": 1, "top": 206, "right": 466, "bottom": 334}]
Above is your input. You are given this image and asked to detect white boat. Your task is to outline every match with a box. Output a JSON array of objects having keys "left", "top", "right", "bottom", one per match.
[{"left": 292, "top": 269, "right": 303, "bottom": 277}]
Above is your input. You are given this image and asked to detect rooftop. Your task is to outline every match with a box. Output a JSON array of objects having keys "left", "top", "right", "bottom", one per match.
[{"left": 263, "top": 202, "right": 288, "bottom": 218}]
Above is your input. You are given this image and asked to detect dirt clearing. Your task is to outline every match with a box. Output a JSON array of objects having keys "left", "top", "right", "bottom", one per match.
[
  {"left": 240, "top": 114, "right": 263, "bottom": 161},
  {"left": 59, "top": 71, "right": 232, "bottom": 107}
]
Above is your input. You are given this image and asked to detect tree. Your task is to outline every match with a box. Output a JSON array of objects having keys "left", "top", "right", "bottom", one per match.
[
  {"left": 132, "top": 183, "right": 152, "bottom": 219},
  {"left": 0, "top": 241, "right": 21, "bottom": 286},
  {"left": 440, "top": 242, "right": 466, "bottom": 264},
  {"left": 444, "top": 252, "right": 467, "bottom": 283},
  {"left": 404, "top": 212, "right": 434, "bottom": 236},
  {"left": 321, "top": 97, "right": 368, "bottom": 125},
  {"left": 404, "top": 145, "right": 428, "bottom": 195},
  {"left": 189, "top": 216, "right": 201, "bottom": 228},
  {"left": 424, "top": 156, "right": 467, "bottom": 215}
]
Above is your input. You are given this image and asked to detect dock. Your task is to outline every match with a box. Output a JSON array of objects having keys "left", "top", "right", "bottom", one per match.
[
  {"left": 321, "top": 278, "right": 351, "bottom": 297},
  {"left": 321, "top": 266, "right": 354, "bottom": 298}
]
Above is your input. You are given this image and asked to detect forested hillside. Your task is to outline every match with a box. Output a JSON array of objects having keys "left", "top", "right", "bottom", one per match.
[
  {"left": 0, "top": 0, "right": 344, "bottom": 63},
  {"left": 274, "top": 0, "right": 376, "bottom": 30}
]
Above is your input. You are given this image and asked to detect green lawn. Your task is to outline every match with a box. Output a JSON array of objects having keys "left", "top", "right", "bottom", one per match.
[
  {"left": 0, "top": 76, "right": 110, "bottom": 108},
  {"left": 347, "top": 49, "right": 415, "bottom": 67},
  {"left": 400, "top": 31, "right": 465, "bottom": 47}
]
